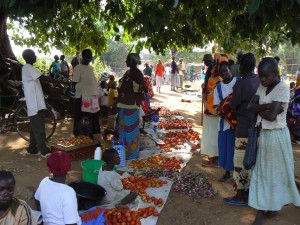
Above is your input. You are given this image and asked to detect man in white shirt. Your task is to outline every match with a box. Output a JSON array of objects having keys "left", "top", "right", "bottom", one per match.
[{"left": 22, "top": 49, "right": 51, "bottom": 158}]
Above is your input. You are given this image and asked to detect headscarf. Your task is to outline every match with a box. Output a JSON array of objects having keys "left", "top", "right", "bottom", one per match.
[
  {"left": 47, "top": 151, "right": 71, "bottom": 177},
  {"left": 127, "top": 53, "right": 141, "bottom": 65}
]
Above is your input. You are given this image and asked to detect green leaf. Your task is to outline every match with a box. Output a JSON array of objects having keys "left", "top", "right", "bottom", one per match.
[{"left": 248, "top": 0, "right": 261, "bottom": 15}]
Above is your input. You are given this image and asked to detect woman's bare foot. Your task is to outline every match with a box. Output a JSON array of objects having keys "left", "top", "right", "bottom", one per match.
[
  {"left": 265, "top": 211, "right": 280, "bottom": 221},
  {"left": 252, "top": 210, "right": 265, "bottom": 225}
]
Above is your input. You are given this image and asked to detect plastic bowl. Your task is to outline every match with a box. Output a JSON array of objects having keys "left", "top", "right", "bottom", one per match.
[{"left": 68, "top": 181, "right": 106, "bottom": 210}]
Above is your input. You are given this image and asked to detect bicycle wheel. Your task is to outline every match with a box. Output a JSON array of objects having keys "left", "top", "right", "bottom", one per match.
[{"left": 14, "top": 103, "right": 57, "bottom": 142}]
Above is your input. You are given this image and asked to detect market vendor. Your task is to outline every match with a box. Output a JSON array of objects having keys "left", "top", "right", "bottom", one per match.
[
  {"left": 0, "top": 170, "right": 37, "bottom": 225},
  {"left": 116, "top": 53, "right": 146, "bottom": 160},
  {"left": 73, "top": 48, "right": 100, "bottom": 139},
  {"left": 35, "top": 151, "right": 81, "bottom": 225}
]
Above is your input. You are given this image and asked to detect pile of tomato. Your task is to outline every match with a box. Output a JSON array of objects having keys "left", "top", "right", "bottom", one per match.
[
  {"left": 122, "top": 176, "right": 167, "bottom": 206},
  {"left": 152, "top": 106, "right": 181, "bottom": 117},
  {"left": 158, "top": 119, "right": 192, "bottom": 130},
  {"left": 129, "top": 154, "right": 184, "bottom": 171},
  {"left": 159, "top": 129, "right": 200, "bottom": 152},
  {"left": 105, "top": 207, "right": 159, "bottom": 225}
]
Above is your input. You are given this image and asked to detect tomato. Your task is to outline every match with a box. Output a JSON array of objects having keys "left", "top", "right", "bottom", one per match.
[{"left": 153, "top": 211, "right": 159, "bottom": 216}]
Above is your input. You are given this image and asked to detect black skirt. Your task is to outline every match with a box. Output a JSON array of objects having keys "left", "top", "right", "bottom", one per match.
[{"left": 73, "top": 98, "right": 100, "bottom": 137}]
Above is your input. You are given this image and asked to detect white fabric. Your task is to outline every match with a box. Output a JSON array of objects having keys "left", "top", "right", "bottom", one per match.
[
  {"left": 34, "top": 177, "right": 81, "bottom": 225},
  {"left": 213, "top": 77, "right": 238, "bottom": 131},
  {"left": 156, "top": 76, "right": 163, "bottom": 87},
  {"left": 248, "top": 127, "right": 300, "bottom": 210},
  {"left": 97, "top": 169, "right": 130, "bottom": 204},
  {"left": 165, "top": 66, "right": 171, "bottom": 75},
  {"left": 73, "top": 64, "right": 99, "bottom": 98},
  {"left": 22, "top": 64, "right": 46, "bottom": 116},
  {"left": 99, "top": 87, "right": 108, "bottom": 106},
  {"left": 200, "top": 114, "right": 219, "bottom": 157},
  {"left": 255, "top": 82, "right": 289, "bottom": 129}
]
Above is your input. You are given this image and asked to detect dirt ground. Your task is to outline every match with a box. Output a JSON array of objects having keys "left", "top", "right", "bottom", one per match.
[{"left": 0, "top": 83, "right": 299, "bottom": 225}]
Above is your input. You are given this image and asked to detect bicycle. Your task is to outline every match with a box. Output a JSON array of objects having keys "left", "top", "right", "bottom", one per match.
[{"left": 0, "top": 81, "right": 57, "bottom": 141}]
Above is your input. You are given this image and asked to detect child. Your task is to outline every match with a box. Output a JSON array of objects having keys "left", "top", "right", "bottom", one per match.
[
  {"left": 214, "top": 61, "right": 239, "bottom": 182},
  {"left": 108, "top": 82, "right": 118, "bottom": 107},
  {"left": 99, "top": 80, "right": 109, "bottom": 107},
  {"left": 97, "top": 148, "right": 137, "bottom": 205},
  {"left": 107, "top": 74, "right": 115, "bottom": 92},
  {"left": 49, "top": 55, "right": 61, "bottom": 78},
  {"left": 99, "top": 80, "right": 109, "bottom": 117}
]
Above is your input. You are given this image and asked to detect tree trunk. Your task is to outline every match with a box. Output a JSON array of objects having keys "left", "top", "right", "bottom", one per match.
[{"left": 0, "top": 12, "right": 16, "bottom": 59}]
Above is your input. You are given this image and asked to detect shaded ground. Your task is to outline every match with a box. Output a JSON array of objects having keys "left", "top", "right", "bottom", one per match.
[{"left": 0, "top": 83, "right": 299, "bottom": 225}]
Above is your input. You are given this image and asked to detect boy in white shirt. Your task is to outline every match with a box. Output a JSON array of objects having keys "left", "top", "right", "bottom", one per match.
[{"left": 22, "top": 49, "right": 51, "bottom": 158}]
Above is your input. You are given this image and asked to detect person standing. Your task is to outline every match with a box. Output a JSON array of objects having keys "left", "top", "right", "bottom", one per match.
[
  {"left": 178, "top": 58, "right": 184, "bottom": 89},
  {"left": 155, "top": 59, "right": 165, "bottom": 93},
  {"left": 164, "top": 63, "right": 171, "bottom": 85},
  {"left": 248, "top": 57, "right": 300, "bottom": 225},
  {"left": 116, "top": 53, "right": 145, "bottom": 160},
  {"left": 230, "top": 52, "right": 244, "bottom": 76},
  {"left": 201, "top": 53, "right": 225, "bottom": 167},
  {"left": 224, "top": 53, "right": 260, "bottom": 205},
  {"left": 49, "top": 55, "right": 61, "bottom": 78},
  {"left": 143, "top": 62, "right": 152, "bottom": 77},
  {"left": 72, "top": 49, "right": 100, "bottom": 139},
  {"left": 170, "top": 56, "right": 178, "bottom": 91},
  {"left": 214, "top": 61, "right": 239, "bottom": 181},
  {"left": 60, "top": 55, "right": 70, "bottom": 79},
  {"left": 202, "top": 54, "right": 214, "bottom": 96},
  {"left": 22, "top": 49, "right": 52, "bottom": 158}
]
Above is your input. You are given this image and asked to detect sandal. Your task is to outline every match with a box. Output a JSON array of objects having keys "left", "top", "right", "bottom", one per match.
[
  {"left": 201, "top": 161, "right": 219, "bottom": 168},
  {"left": 223, "top": 197, "right": 247, "bottom": 206}
]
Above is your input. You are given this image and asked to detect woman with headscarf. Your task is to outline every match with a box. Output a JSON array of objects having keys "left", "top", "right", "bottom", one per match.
[
  {"left": 0, "top": 171, "right": 36, "bottom": 225},
  {"left": 201, "top": 54, "right": 226, "bottom": 167},
  {"left": 34, "top": 151, "right": 81, "bottom": 225},
  {"left": 116, "top": 53, "right": 146, "bottom": 159}
]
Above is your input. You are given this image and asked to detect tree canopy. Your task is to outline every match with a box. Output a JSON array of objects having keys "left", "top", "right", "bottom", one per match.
[{"left": 1, "top": 0, "right": 300, "bottom": 58}]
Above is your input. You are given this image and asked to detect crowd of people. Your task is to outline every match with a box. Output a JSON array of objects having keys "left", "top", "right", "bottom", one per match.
[
  {"left": 201, "top": 52, "right": 300, "bottom": 225},
  {"left": 1, "top": 47, "right": 300, "bottom": 225}
]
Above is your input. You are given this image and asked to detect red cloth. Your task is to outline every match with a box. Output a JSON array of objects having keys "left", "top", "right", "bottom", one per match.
[
  {"left": 143, "top": 76, "right": 154, "bottom": 98},
  {"left": 155, "top": 64, "right": 165, "bottom": 77},
  {"left": 47, "top": 151, "right": 71, "bottom": 176}
]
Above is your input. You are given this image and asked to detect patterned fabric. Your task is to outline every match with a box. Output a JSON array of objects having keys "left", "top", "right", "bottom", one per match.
[
  {"left": 205, "top": 75, "right": 222, "bottom": 115},
  {"left": 118, "top": 108, "right": 140, "bottom": 160},
  {"left": 80, "top": 207, "right": 106, "bottom": 225},
  {"left": 249, "top": 128, "right": 300, "bottom": 210},
  {"left": 81, "top": 96, "right": 100, "bottom": 113},
  {"left": 218, "top": 129, "right": 235, "bottom": 171},
  {"left": 143, "top": 76, "right": 154, "bottom": 98},
  {"left": 218, "top": 94, "right": 238, "bottom": 129},
  {"left": 233, "top": 138, "right": 251, "bottom": 190}
]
